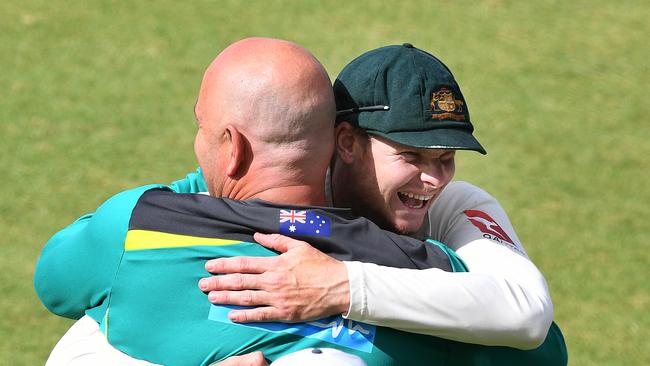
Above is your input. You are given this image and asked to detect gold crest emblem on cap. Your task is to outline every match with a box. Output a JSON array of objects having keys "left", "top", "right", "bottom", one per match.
[{"left": 431, "top": 87, "right": 465, "bottom": 121}]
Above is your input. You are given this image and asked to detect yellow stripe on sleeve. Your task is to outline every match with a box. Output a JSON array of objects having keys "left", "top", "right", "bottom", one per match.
[{"left": 125, "top": 230, "right": 243, "bottom": 251}]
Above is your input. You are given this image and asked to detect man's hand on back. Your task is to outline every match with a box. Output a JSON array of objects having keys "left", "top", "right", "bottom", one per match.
[{"left": 198, "top": 233, "right": 350, "bottom": 322}]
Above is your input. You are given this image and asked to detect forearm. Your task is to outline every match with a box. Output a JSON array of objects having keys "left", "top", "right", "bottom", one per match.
[{"left": 343, "top": 240, "right": 553, "bottom": 349}]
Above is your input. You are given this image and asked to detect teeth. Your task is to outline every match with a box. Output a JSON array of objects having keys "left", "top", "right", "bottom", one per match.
[{"left": 399, "top": 192, "right": 433, "bottom": 201}]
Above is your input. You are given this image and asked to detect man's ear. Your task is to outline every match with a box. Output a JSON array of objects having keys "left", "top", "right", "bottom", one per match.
[
  {"left": 224, "top": 124, "right": 246, "bottom": 178},
  {"left": 335, "top": 122, "right": 363, "bottom": 164}
]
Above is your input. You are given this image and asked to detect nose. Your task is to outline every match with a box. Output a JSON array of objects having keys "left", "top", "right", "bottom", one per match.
[{"left": 419, "top": 160, "right": 453, "bottom": 190}]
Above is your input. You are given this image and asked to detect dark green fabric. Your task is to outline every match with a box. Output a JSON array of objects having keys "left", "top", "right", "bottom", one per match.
[{"left": 334, "top": 44, "right": 486, "bottom": 154}]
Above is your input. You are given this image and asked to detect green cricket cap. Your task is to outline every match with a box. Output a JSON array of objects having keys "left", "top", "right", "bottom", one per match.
[{"left": 334, "top": 43, "right": 486, "bottom": 154}]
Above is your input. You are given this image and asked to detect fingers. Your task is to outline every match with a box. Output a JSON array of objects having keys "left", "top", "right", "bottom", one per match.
[
  {"left": 205, "top": 255, "right": 274, "bottom": 274},
  {"left": 204, "top": 234, "right": 311, "bottom": 274},
  {"left": 253, "top": 233, "right": 307, "bottom": 253},
  {"left": 210, "top": 351, "right": 268, "bottom": 366},
  {"left": 199, "top": 273, "right": 262, "bottom": 292},
  {"left": 207, "top": 290, "right": 270, "bottom": 307},
  {"left": 228, "top": 306, "right": 285, "bottom": 323}
]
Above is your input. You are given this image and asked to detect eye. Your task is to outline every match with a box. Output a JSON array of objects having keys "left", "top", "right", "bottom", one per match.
[
  {"left": 436, "top": 150, "right": 456, "bottom": 162},
  {"left": 399, "top": 151, "right": 419, "bottom": 161},
  {"left": 439, "top": 151, "right": 455, "bottom": 162}
]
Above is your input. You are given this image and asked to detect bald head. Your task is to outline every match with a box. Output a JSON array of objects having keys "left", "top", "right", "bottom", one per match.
[
  {"left": 196, "top": 38, "right": 335, "bottom": 142},
  {"left": 194, "top": 38, "right": 335, "bottom": 203}
]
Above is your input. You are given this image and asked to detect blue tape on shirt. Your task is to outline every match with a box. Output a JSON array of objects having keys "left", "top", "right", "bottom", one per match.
[{"left": 208, "top": 305, "right": 376, "bottom": 353}]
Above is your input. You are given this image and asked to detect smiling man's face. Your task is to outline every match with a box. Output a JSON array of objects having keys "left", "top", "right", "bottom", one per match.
[{"left": 334, "top": 133, "right": 456, "bottom": 235}]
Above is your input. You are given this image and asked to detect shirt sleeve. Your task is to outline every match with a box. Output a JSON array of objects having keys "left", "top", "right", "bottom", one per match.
[
  {"left": 34, "top": 185, "right": 165, "bottom": 320},
  {"left": 343, "top": 181, "right": 554, "bottom": 350}
]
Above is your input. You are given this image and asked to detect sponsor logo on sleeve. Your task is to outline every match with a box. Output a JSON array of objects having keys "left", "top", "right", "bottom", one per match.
[{"left": 463, "top": 210, "right": 519, "bottom": 250}]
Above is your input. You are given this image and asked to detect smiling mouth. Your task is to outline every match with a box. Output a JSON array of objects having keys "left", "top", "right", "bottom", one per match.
[{"left": 397, "top": 192, "right": 433, "bottom": 209}]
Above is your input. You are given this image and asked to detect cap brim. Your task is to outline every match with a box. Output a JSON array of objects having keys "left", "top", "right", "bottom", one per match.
[{"left": 367, "top": 128, "right": 487, "bottom": 154}]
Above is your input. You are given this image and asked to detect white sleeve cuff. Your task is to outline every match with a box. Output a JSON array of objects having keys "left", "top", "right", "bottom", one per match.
[{"left": 341, "top": 261, "right": 367, "bottom": 320}]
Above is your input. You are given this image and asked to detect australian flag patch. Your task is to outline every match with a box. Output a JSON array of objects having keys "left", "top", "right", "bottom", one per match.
[{"left": 278, "top": 209, "right": 330, "bottom": 237}]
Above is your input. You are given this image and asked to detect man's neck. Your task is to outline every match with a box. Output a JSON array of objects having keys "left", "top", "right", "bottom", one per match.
[
  {"left": 253, "top": 185, "right": 328, "bottom": 206},
  {"left": 221, "top": 175, "right": 328, "bottom": 207}
]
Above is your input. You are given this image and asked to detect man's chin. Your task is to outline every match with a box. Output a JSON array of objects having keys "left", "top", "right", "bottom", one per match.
[{"left": 391, "top": 216, "right": 425, "bottom": 236}]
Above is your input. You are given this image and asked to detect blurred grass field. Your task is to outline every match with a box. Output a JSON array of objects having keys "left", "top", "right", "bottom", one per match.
[{"left": 1, "top": 1, "right": 648, "bottom": 365}]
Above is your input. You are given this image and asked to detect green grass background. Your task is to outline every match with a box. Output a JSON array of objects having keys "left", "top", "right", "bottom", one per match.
[{"left": 2, "top": 1, "right": 648, "bottom": 364}]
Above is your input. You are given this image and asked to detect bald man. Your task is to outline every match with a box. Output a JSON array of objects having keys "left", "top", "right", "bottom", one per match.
[
  {"left": 35, "top": 38, "right": 467, "bottom": 365},
  {"left": 192, "top": 38, "right": 334, "bottom": 204}
]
